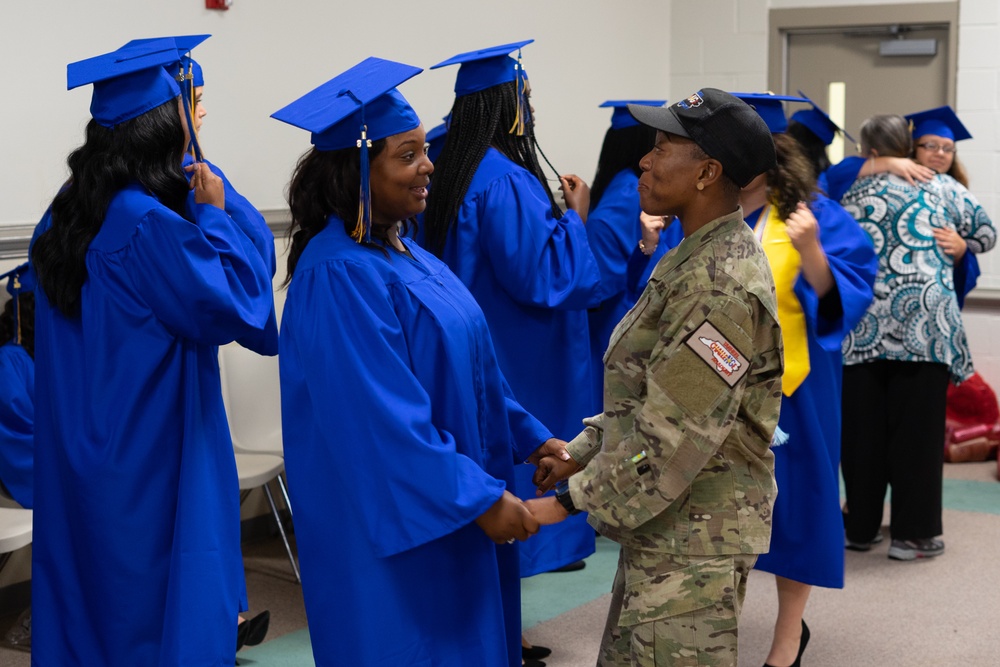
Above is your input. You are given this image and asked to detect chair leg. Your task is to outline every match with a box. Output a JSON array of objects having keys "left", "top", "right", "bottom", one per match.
[
  {"left": 276, "top": 473, "right": 293, "bottom": 519},
  {"left": 263, "top": 481, "right": 301, "bottom": 584},
  {"left": 0, "top": 551, "right": 11, "bottom": 577}
]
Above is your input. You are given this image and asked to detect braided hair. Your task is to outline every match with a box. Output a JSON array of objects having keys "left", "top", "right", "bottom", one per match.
[
  {"left": 590, "top": 124, "right": 656, "bottom": 208},
  {"left": 423, "top": 80, "right": 562, "bottom": 256}
]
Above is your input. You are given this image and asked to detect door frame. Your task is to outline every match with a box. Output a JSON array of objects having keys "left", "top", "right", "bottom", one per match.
[{"left": 768, "top": 2, "right": 959, "bottom": 103}]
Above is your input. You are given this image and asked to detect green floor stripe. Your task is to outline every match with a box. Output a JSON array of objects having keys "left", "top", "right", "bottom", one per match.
[
  {"left": 521, "top": 536, "right": 619, "bottom": 629},
  {"left": 237, "top": 628, "right": 314, "bottom": 666},
  {"left": 942, "top": 478, "right": 1000, "bottom": 515}
]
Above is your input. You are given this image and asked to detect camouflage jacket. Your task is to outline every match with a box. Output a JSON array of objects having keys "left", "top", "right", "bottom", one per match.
[{"left": 566, "top": 209, "right": 783, "bottom": 556}]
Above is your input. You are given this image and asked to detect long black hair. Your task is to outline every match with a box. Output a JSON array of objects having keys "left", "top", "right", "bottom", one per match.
[
  {"left": 590, "top": 124, "right": 657, "bottom": 208},
  {"left": 33, "top": 99, "right": 190, "bottom": 317},
  {"left": 0, "top": 293, "right": 35, "bottom": 359},
  {"left": 283, "top": 140, "right": 388, "bottom": 283},
  {"left": 423, "top": 81, "right": 561, "bottom": 256}
]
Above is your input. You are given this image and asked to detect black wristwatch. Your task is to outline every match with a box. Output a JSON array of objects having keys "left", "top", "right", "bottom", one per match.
[{"left": 555, "top": 481, "right": 580, "bottom": 515}]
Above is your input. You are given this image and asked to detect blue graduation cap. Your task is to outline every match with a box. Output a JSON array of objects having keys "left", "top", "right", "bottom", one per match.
[
  {"left": 123, "top": 35, "right": 209, "bottom": 86},
  {"left": 0, "top": 263, "right": 33, "bottom": 347},
  {"left": 730, "top": 92, "right": 807, "bottom": 134},
  {"left": 601, "top": 100, "right": 667, "bottom": 130},
  {"left": 68, "top": 39, "right": 183, "bottom": 128},
  {"left": 431, "top": 40, "right": 533, "bottom": 135},
  {"left": 271, "top": 57, "right": 423, "bottom": 243},
  {"left": 905, "top": 106, "right": 972, "bottom": 142},
  {"left": 425, "top": 115, "right": 449, "bottom": 164},
  {"left": 122, "top": 35, "right": 210, "bottom": 160},
  {"left": 432, "top": 40, "right": 533, "bottom": 95},
  {"left": 789, "top": 90, "right": 855, "bottom": 146}
]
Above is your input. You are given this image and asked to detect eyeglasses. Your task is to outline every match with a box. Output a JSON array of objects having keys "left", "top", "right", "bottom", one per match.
[{"left": 916, "top": 142, "right": 956, "bottom": 154}]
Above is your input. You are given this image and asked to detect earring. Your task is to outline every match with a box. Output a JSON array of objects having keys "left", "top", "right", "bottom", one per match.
[{"left": 696, "top": 182, "right": 705, "bottom": 191}]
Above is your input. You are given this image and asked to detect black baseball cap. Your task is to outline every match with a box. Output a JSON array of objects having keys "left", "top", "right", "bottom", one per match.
[{"left": 628, "top": 88, "right": 776, "bottom": 188}]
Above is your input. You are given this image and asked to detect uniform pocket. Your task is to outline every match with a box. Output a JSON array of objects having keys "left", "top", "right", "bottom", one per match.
[{"left": 618, "top": 554, "right": 736, "bottom": 627}]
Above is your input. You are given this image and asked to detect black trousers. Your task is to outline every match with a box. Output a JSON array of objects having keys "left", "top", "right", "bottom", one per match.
[{"left": 841, "top": 360, "right": 948, "bottom": 542}]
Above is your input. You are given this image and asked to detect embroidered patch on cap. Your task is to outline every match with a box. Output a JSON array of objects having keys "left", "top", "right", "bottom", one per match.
[
  {"left": 677, "top": 91, "right": 704, "bottom": 110},
  {"left": 683, "top": 321, "right": 749, "bottom": 387}
]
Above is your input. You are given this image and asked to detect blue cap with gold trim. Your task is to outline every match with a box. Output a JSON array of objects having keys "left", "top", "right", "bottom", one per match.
[{"left": 271, "top": 57, "right": 423, "bottom": 243}]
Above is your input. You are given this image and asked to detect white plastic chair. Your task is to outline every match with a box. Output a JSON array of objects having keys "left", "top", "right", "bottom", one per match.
[
  {"left": 219, "top": 342, "right": 300, "bottom": 583},
  {"left": 0, "top": 506, "right": 32, "bottom": 575}
]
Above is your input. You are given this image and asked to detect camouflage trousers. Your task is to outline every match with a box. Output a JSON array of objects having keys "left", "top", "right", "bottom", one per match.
[{"left": 597, "top": 549, "right": 757, "bottom": 667}]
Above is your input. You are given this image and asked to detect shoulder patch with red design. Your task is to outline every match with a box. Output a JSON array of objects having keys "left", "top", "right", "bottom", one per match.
[{"left": 683, "top": 321, "right": 749, "bottom": 387}]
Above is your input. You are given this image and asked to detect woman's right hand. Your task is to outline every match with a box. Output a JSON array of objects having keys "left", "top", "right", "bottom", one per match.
[
  {"left": 186, "top": 162, "right": 226, "bottom": 210},
  {"left": 560, "top": 175, "right": 591, "bottom": 222},
  {"left": 475, "top": 490, "right": 540, "bottom": 543}
]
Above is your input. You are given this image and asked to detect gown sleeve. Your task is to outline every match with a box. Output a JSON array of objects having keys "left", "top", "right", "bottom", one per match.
[
  {"left": 824, "top": 156, "right": 866, "bottom": 203},
  {"left": 205, "top": 161, "right": 279, "bottom": 356},
  {"left": 586, "top": 172, "right": 642, "bottom": 304},
  {"left": 128, "top": 202, "right": 275, "bottom": 346},
  {"left": 501, "top": 375, "right": 554, "bottom": 462},
  {"left": 955, "top": 252, "right": 980, "bottom": 309},
  {"left": 281, "top": 260, "right": 506, "bottom": 558},
  {"left": 795, "top": 196, "right": 878, "bottom": 351},
  {"left": 478, "top": 171, "right": 602, "bottom": 310}
]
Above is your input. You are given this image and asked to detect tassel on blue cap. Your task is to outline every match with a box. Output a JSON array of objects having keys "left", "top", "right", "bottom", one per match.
[
  {"left": 120, "top": 36, "right": 210, "bottom": 160},
  {"left": 510, "top": 49, "right": 529, "bottom": 136},
  {"left": 270, "top": 57, "right": 423, "bottom": 245}
]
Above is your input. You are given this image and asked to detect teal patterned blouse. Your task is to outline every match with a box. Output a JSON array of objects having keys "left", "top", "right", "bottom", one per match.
[{"left": 840, "top": 173, "right": 995, "bottom": 382}]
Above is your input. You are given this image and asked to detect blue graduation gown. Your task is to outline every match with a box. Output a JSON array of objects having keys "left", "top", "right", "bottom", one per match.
[
  {"left": 586, "top": 170, "right": 643, "bottom": 410},
  {"left": 279, "top": 219, "right": 552, "bottom": 667},
  {"left": 435, "top": 147, "right": 602, "bottom": 576},
  {"left": 823, "top": 156, "right": 979, "bottom": 306},
  {"left": 0, "top": 343, "right": 33, "bottom": 508},
  {"left": 183, "top": 154, "right": 278, "bottom": 355},
  {"left": 30, "top": 183, "right": 276, "bottom": 667},
  {"left": 752, "top": 195, "right": 877, "bottom": 587}
]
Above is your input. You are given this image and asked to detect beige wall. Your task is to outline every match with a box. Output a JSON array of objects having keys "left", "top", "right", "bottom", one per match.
[{"left": 668, "top": 0, "right": 1000, "bottom": 393}]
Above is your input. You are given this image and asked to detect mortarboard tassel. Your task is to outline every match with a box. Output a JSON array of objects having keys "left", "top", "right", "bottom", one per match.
[
  {"left": 352, "top": 124, "right": 374, "bottom": 243},
  {"left": 509, "top": 50, "right": 528, "bottom": 136},
  {"left": 177, "top": 60, "right": 204, "bottom": 162},
  {"left": 12, "top": 275, "right": 21, "bottom": 347}
]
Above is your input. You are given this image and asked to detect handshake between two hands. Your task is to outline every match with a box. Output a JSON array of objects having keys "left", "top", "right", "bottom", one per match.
[{"left": 475, "top": 438, "right": 583, "bottom": 545}]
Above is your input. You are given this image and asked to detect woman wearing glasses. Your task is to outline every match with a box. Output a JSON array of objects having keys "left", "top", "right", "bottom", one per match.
[
  {"left": 823, "top": 106, "right": 982, "bottom": 307},
  {"left": 839, "top": 114, "right": 995, "bottom": 562}
]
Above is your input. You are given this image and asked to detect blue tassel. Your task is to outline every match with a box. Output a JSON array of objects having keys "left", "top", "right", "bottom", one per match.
[
  {"left": 771, "top": 424, "right": 790, "bottom": 448},
  {"left": 353, "top": 123, "right": 373, "bottom": 243}
]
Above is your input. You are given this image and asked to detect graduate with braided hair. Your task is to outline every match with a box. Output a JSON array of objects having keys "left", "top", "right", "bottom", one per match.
[{"left": 423, "top": 41, "right": 602, "bottom": 582}]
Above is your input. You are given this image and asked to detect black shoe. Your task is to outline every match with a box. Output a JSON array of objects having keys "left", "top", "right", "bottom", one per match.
[
  {"left": 762, "top": 620, "right": 809, "bottom": 667},
  {"left": 236, "top": 610, "right": 270, "bottom": 651},
  {"left": 244, "top": 610, "right": 270, "bottom": 646},
  {"left": 523, "top": 660, "right": 546, "bottom": 667},
  {"left": 549, "top": 560, "right": 586, "bottom": 573},
  {"left": 522, "top": 643, "right": 552, "bottom": 660}
]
